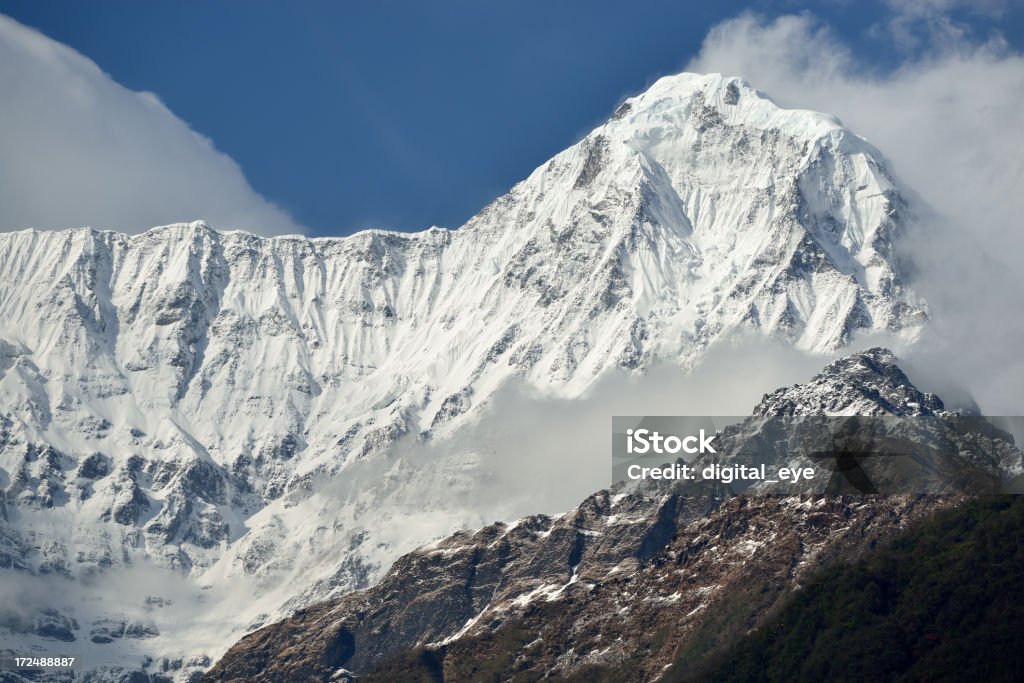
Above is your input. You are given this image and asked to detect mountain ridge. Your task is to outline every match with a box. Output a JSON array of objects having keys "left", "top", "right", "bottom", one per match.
[
  {"left": 0, "top": 72, "right": 928, "bottom": 676},
  {"left": 204, "top": 347, "right": 1020, "bottom": 682}
]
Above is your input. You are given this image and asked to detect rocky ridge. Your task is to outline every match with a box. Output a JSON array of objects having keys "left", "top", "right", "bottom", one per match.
[{"left": 204, "top": 349, "right": 1020, "bottom": 682}]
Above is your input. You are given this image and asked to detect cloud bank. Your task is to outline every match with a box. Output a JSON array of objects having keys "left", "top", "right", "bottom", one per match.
[
  {"left": 686, "top": 11, "right": 1024, "bottom": 414},
  {"left": 0, "top": 14, "right": 303, "bottom": 236}
]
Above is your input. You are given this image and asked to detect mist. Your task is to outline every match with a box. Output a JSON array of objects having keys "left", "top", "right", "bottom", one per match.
[{"left": 303, "top": 336, "right": 833, "bottom": 532}]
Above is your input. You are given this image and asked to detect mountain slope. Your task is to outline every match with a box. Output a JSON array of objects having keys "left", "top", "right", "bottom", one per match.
[
  {"left": 204, "top": 349, "right": 1020, "bottom": 682},
  {"left": 675, "top": 496, "right": 1024, "bottom": 683},
  {"left": 0, "top": 73, "right": 925, "bottom": 674}
]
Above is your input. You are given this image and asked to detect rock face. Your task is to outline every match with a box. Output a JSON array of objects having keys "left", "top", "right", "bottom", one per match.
[
  {"left": 714, "top": 348, "right": 1024, "bottom": 496},
  {"left": 206, "top": 495, "right": 951, "bottom": 683},
  {"left": 0, "top": 73, "right": 927, "bottom": 673},
  {"left": 204, "top": 350, "right": 1022, "bottom": 682},
  {"left": 753, "top": 348, "right": 946, "bottom": 417}
]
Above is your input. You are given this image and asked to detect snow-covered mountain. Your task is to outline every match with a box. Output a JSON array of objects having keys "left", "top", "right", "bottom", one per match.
[{"left": 0, "top": 73, "right": 925, "bottom": 677}]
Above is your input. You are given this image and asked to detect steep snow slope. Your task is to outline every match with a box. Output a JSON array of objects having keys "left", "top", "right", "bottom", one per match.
[{"left": 0, "top": 73, "right": 924, "bottom": 676}]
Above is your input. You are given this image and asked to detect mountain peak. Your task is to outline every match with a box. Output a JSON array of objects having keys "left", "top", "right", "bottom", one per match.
[
  {"left": 754, "top": 347, "right": 945, "bottom": 416},
  {"left": 600, "top": 72, "right": 853, "bottom": 154}
]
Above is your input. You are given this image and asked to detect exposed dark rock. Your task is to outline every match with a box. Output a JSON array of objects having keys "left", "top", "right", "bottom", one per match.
[
  {"left": 78, "top": 452, "right": 112, "bottom": 479},
  {"left": 34, "top": 608, "right": 79, "bottom": 642},
  {"left": 430, "top": 389, "right": 473, "bottom": 429},
  {"left": 724, "top": 80, "right": 741, "bottom": 105},
  {"left": 124, "top": 621, "right": 160, "bottom": 639},
  {"left": 610, "top": 101, "right": 633, "bottom": 120},
  {"left": 102, "top": 458, "right": 150, "bottom": 526},
  {"left": 573, "top": 135, "right": 608, "bottom": 190},
  {"left": 90, "top": 618, "right": 127, "bottom": 644}
]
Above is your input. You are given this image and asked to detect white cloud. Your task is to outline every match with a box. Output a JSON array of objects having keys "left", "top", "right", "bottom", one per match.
[
  {"left": 0, "top": 14, "right": 304, "bottom": 235},
  {"left": 371, "top": 336, "right": 830, "bottom": 518},
  {"left": 686, "top": 12, "right": 1024, "bottom": 413},
  {"left": 874, "top": 0, "right": 1012, "bottom": 52}
]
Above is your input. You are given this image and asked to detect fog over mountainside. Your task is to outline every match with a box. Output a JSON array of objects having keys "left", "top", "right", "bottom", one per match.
[{"left": 1, "top": 72, "right": 933, "bottom": 677}]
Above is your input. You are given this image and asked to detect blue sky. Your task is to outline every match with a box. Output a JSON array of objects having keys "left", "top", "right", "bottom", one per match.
[{"left": 1, "top": 0, "right": 1021, "bottom": 235}]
